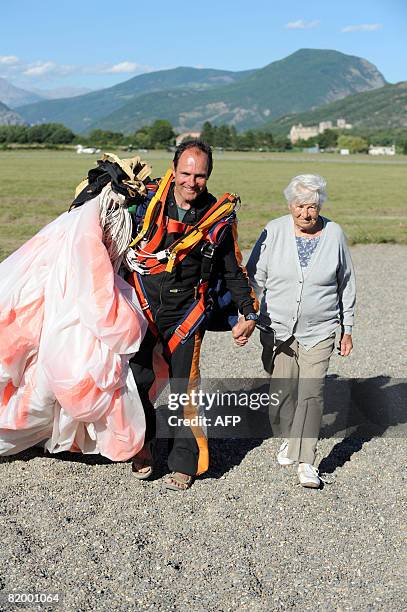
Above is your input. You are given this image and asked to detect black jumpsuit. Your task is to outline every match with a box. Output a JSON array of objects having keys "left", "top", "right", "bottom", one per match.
[{"left": 130, "top": 184, "right": 256, "bottom": 476}]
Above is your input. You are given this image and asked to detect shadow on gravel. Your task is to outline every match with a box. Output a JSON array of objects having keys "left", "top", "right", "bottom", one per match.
[
  {"left": 0, "top": 437, "right": 266, "bottom": 480},
  {"left": 204, "top": 438, "right": 265, "bottom": 479},
  {"left": 2, "top": 376, "right": 404, "bottom": 479},
  {"left": 319, "top": 375, "right": 406, "bottom": 474},
  {"left": 0, "top": 447, "right": 114, "bottom": 466}
]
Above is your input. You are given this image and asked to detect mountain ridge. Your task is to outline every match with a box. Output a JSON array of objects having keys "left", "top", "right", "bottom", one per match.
[
  {"left": 0, "top": 78, "right": 44, "bottom": 108},
  {"left": 88, "top": 49, "right": 386, "bottom": 133},
  {"left": 16, "top": 49, "right": 387, "bottom": 134},
  {"left": 17, "top": 67, "right": 253, "bottom": 133},
  {"left": 0, "top": 101, "right": 25, "bottom": 126},
  {"left": 267, "top": 81, "right": 407, "bottom": 135}
]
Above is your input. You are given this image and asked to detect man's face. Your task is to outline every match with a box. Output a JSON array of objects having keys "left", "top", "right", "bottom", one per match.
[{"left": 173, "top": 148, "right": 209, "bottom": 208}]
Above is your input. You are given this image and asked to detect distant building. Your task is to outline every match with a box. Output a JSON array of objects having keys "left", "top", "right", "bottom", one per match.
[
  {"left": 175, "top": 132, "right": 201, "bottom": 146},
  {"left": 336, "top": 118, "right": 352, "bottom": 129},
  {"left": 289, "top": 118, "right": 353, "bottom": 144},
  {"left": 368, "top": 144, "right": 396, "bottom": 156},
  {"left": 289, "top": 124, "right": 319, "bottom": 144},
  {"left": 318, "top": 121, "right": 333, "bottom": 132},
  {"left": 340, "top": 149, "right": 350, "bottom": 155}
]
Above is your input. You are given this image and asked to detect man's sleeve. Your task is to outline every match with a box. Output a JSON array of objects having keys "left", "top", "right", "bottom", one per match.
[
  {"left": 337, "top": 231, "right": 356, "bottom": 330},
  {"left": 215, "top": 223, "right": 258, "bottom": 316}
]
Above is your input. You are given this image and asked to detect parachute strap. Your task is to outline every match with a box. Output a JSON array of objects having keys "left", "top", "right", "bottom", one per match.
[
  {"left": 165, "top": 218, "right": 188, "bottom": 234},
  {"left": 208, "top": 218, "right": 233, "bottom": 245},
  {"left": 167, "top": 281, "right": 209, "bottom": 354},
  {"left": 129, "top": 191, "right": 241, "bottom": 352},
  {"left": 129, "top": 272, "right": 209, "bottom": 355},
  {"left": 164, "top": 194, "right": 239, "bottom": 273},
  {"left": 138, "top": 195, "right": 237, "bottom": 276},
  {"left": 129, "top": 169, "right": 173, "bottom": 248},
  {"left": 130, "top": 272, "right": 159, "bottom": 337}
]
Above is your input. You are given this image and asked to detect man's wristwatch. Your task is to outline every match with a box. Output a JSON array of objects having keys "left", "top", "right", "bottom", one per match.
[{"left": 244, "top": 313, "right": 259, "bottom": 322}]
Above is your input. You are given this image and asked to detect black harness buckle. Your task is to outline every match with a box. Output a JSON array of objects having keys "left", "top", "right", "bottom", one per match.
[{"left": 201, "top": 242, "right": 215, "bottom": 259}]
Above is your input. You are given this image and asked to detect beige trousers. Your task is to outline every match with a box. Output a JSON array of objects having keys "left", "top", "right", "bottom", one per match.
[{"left": 269, "top": 335, "right": 335, "bottom": 464}]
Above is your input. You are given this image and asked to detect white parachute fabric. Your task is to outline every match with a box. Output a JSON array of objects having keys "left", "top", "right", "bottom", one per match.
[{"left": 0, "top": 196, "right": 147, "bottom": 460}]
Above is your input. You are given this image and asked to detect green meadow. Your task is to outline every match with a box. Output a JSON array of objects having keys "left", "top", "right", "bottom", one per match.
[{"left": 0, "top": 149, "right": 406, "bottom": 261}]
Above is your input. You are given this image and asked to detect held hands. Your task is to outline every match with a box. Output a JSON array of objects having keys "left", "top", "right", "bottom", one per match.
[
  {"left": 339, "top": 333, "right": 353, "bottom": 357},
  {"left": 232, "top": 318, "right": 257, "bottom": 347}
]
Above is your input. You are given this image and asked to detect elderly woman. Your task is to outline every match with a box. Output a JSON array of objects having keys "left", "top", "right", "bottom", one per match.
[{"left": 247, "top": 174, "right": 356, "bottom": 488}]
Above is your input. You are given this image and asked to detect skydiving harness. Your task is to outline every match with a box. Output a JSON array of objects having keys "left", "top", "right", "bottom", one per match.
[{"left": 128, "top": 169, "right": 241, "bottom": 355}]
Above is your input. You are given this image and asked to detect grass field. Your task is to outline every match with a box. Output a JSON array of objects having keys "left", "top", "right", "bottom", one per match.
[{"left": 0, "top": 149, "right": 406, "bottom": 260}]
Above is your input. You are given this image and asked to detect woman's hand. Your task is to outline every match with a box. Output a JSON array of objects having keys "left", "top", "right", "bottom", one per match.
[{"left": 339, "top": 333, "right": 353, "bottom": 357}]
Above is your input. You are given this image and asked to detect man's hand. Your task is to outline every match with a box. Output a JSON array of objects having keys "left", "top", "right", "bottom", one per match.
[
  {"left": 339, "top": 333, "right": 353, "bottom": 357},
  {"left": 232, "top": 318, "right": 256, "bottom": 347}
]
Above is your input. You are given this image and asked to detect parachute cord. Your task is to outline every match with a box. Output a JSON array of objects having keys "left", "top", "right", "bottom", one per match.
[{"left": 99, "top": 185, "right": 134, "bottom": 273}]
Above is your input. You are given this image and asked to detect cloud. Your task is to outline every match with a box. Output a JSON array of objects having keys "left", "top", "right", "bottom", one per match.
[
  {"left": 285, "top": 19, "right": 320, "bottom": 30},
  {"left": 103, "top": 61, "right": 140, "bottom": 74},
  {"left": 341, "top": 23, "right": 382, "bottom": 32},
  {"left": 0, "top": 55, "right": 19, "bottom": 65},
  {"left": 2, "top": 56, "right": 153, "bottom": 85},
  {"left": 23, "top": 61, "right": 77, "bottom": 77},
  {"left": 23, "top": 60, "right": 148, "bottom": 78},
  {"left": 23, "top": 62, "right": 57, "bottom": 76}
]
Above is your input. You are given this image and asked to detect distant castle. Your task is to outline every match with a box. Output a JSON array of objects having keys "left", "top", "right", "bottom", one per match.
[{"left": 289, "top": 119, "right": 352, "bottom": 144}]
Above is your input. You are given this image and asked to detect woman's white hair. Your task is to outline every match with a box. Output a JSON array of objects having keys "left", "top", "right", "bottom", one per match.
[{"left": 283, "top": 174, "right": 327, "bottom": 208}]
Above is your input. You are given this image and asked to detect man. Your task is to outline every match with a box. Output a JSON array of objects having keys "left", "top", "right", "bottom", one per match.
[{"left": 129, "top": 140, "right": 258, "bottom": 490}]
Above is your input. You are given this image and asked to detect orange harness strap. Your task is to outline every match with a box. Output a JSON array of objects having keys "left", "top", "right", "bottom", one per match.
[
  {"left": 167, "top": 282, "right": 208, "bottom": 354},
  {"left": 131, "top": 271, "right": 159, "bottom": 337},
  {"left": 140, "top": 178, "right": 172, "bottom": 254},
  {"left": 130, "top": 271, "right": 208, "bottom": 356},
  {"left": 135, "top": 193, "right": 237, "bottom": 276},
  {"left": 129, "top": 187, "right": 239, "bottom": 353},
  {"left": 165, "top": 218, "right": 188, "bottom": 234}
]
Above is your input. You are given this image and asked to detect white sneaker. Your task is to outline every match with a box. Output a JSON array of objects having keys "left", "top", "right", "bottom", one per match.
[
  {"left": 277, "top": 439, "right": 295, "bottom": 466},
  {"left": 297, "top": 463, "right": 321, "bottom": 488}
]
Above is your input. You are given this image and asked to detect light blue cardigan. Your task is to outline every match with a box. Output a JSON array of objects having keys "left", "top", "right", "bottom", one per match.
[{"left": 247, "top": 215, "right": 356, "bottom": 349}]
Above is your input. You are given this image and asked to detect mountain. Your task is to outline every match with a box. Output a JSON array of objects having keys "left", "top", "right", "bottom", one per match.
[
  {"left": 267, "top": 81, "right": 407, "bottom": 136},
  {"left": 0, "top": 101, "right": 25, "bottom": 125},
  {"left": 0, "top": 78, "right": 44, "bottom": 108},
  {"left": 16, "top": 49, "right": 387, "bottom": 134},
  {"left": 16, "top": 67, "right": 254, "bottom": 132},
  {"left": 30, "top": 86, "right": 94, "bottom": 100},
  {"left": 83, "top": 49, "right": 388, "bottom": 134}
]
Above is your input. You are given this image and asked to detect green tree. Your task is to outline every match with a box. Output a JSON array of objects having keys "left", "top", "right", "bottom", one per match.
[
  {"left": 0, "top": 123, "right": 76, "bottom": 145},
  {"left": 295, "top": 136, "right": 318, "bottom": 148},
  {"left": 201, "top": 121, "right": 215, "bottom": 146},
  {"left": 273, "top": 137, "right": 292, "bottom": 151},
  {"left": 149, "top": 120, "right": 175, "bottom": 148},
  {"left": 0, "top": 125, "right": 28, "bottom": 143},
  {"left": 337, "top": 135, "right": 368, "bottom": 153},
  {"left": 229, "top": 125, "right": 238, "bottom": 150},
  {"left": 87, "top": 129, "right": 124, "bottom": 146},
  {"left": 48, "top": 125, "right": 75, "bottom": 144},
  {"left": 256, "top": 131, "right": 274, "bottom": 150},
  {"left": 317, "top": 129, "right": 338, "bottom": 149},
  {"left": 236, "top": 130, "right": 256, "bottom": 150},
  {"left": 132, "top": 129, "right": 151, "bottom": 149},
  {"left": 214, "top": 125, "right": 232, "bottom": 149}
]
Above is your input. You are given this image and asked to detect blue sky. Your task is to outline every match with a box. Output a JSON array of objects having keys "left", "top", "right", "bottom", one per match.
[{"left": 1, "top": 0, "right": 406, "bottom": 92}]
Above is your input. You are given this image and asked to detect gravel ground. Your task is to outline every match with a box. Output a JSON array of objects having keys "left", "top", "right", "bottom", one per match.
[{"left": 0, "top": 244, "right": 406, "bottom": 612}]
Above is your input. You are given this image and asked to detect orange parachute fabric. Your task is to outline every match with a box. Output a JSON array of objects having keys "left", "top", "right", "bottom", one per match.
[{"left": 0, "top": 196, "right": 148, "bottom": 461}]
